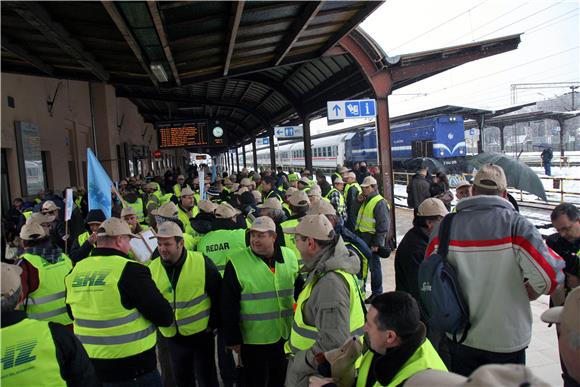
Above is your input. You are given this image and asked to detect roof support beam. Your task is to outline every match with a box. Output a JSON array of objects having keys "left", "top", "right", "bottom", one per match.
[
  {"left": 147, "top": 1, "right": 181, "bottom": 86},
  {"left": 101, "top": 1, "right": 158, "bottom": 87},
  {"left": 317, "top": 1, "right": 382, "bottom": 56},
  {"left": 117, "top": 91, "right": 270, "bottom": 129},
  {"left": 224, "top": 1, "right": 245, "bottom": 76},
  {"left": 5, "top": 1, "right": 109, "bottom": 81},
  {"left": 236, "top": 73, "right": 305, "bottom": 116},
  {"left": 1, "top": 35, "right": 54, "bottom": 76},
  {"left": 274, "top": 1, "right": 323, "bottom": 66}
]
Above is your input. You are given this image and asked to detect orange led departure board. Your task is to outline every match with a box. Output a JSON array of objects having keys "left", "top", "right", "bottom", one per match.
[{"left": 158, "top": 121, "right": 208, "bottom": 148}]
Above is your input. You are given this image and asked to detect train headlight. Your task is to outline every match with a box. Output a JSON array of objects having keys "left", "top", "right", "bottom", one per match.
[{"left": 440, "top": 150, "right": 444, "bottom": 156}]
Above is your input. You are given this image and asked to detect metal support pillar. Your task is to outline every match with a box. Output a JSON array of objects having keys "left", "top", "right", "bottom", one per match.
[
  {"left": 235, "top": 147, "right": 240, "bottom": 173},
  {"left": 557, "top": 118, "right": 565, "bottom": 157},
  {"left": 242, "top": 144, "right": 247, "bottom": 168},
  {"left": 499, "top": 125, "right": 505, "bottom": 153},
  {"left": 477, "top": 115, "right": 485, "bottom": 153},
  {"left": 303, "top": 115, "right": 313, "bottom": 171},
  {"left": 230, "top": 151, "right": 235, "bottom": 173},
  {"left": 224, "top": 149, "right": 231, "bottom": 175},
  {"left": 269, "top": 129, "right": 276, "bottom": 170},
  {"left": 252, "top": 140, "right": 258, "bottom": 171},
  {"left": 339, "top": 33, "right": 396, "bottom": 244}
]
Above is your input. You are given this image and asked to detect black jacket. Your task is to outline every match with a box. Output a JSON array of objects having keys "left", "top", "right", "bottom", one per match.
[
  {"left": 221, "top": 246, "right": 304, "bottom": 346},
  {"left": 159, "top": 247, "right": 222, "bottom": 343},
  {"left": 191, "top": 212, "right": 215, "bottom": 235},
  {"left": 344, "top": 185, "right": 362, "bottom": 232},
  {"left": 407, "top": 174, "right": 431, "bottom": 210},
  {"left": 394, "top": 226, "right": 429, "bottom": 307},
  {"left": 65, "top": 248, "right": 173, "bottom": 383},
  {"left": 68, "top": 210, "right": 106, "bottom": 263},
  {"left": 1, "top": 310, "right": 100, "bottom": 387},
  {"left": 546, "top": 233, "right": 579, "bottom": 280}
]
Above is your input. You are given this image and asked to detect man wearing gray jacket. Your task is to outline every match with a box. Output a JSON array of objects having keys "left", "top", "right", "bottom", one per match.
[
  {"left": 284, "top": 215, "right": 365, "bottom": 387},
  {"left": 355, "top": 176, "right": 391, "bottom": 304},
  {"left": 425, "top": 164, "right": 565, "bottom": 376}
]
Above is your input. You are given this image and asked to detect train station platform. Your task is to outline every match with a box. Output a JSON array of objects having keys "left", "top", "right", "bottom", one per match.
[{"left": 378, "top": 207, "right": 562, "bottom": 385}]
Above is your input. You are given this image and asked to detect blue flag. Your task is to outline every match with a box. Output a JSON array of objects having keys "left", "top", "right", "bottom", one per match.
[{"left": 87, "top": 148, "right": 113, "bottom": 218}]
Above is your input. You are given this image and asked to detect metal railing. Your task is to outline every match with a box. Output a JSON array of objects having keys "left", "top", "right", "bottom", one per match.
[{"left": 393, "top": 172, "right": 580, "bottom": 205}]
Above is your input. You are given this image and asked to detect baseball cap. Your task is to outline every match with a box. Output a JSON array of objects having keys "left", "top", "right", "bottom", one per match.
[
  {"left": 177, "top": 175, "right": 185, "bottom": 180},
  {"left": 307, "top": 185, "right": 322, "bottom": 197},
  {"left": 250, "top": 216, "right": 276, "bottom": 233},
  {"left": 152, "top": 221, "right": 183, "bottom": 238},
  {"left": 145, "top": 182, "right": 158, "bottom": 190},
  {"left": 285, "top": 214, "right": 335, "bottom": 240},
  {"left": 360, "top": 176, "right": 377, "bottom": 187},
  {"left": 41, "top": 200, "right": 60, "bottom": 212},
  {"left": 344, "top": 171, "right": 356, "bottom": 180},
  {"left": 20, "top": 222, "right": 47, "bottom": 240},
  {"left": 298, "top": 177, "right": 310, "bottom": 185},
  {"left": 338, "top": 167, "right": 351, "bottom": 173},
  {"left": 285, "top": 187, "right": 299, "bottom": 197},
  {"left": 405, "top": 364, "right": 550, "bottom": 387},
  {"left": 307, "top": 200, "right": 337, "bottom": 216},
  {"left": 96, "top": 218, "right": 137, "bottom": 238},
  {"left": 288, "top": 190, "right": 310, "bottom": 207},
  {"left": 455, "top": 180, "right": 471, "bottom": 189},
  {"left": 542, "top": 286, "right": 579, "bottom": 329},
  {"left": 215, "top": 203, "right": 240, "bottom": 219},
  {"left": 240, "top": 178, "right": 252, "bottom": 187},
  {"left": 26, "top": 212, "right": 55, "bottom": 225},
  {"left": 258, "top": 198, "right": 283, "bottom": 210},
  {"left": 180, "top": 187, "right": 195, "bottom": 196},
  {"left": 121, "top": 206, "right": 137, "bottom": 217},
  {"left": 1, "top": 263, "right": 22, "bottom": 300},
  {"left": 473, "top": 164, "right": 507, "bottom": 191},
  {"left": 302, "top": 169, "right": 311, "bottom": 176},
  {"left": 198, "top": 200, "right": 218, "bottom": 214},
  {"left": 333, "top": 177, "right": 345, "bottom": 184},
  {"left": 251, "top": 190, "right": 262, "bottom": 203},
  {"left": 417, "top": 198, "right": 448, "bottom": 217},
  {"left": 235, "top": 187, "right": 249, "bottom": 196},
  {"left": 151, "top": 202, "right": 179, "bottom": 218}
]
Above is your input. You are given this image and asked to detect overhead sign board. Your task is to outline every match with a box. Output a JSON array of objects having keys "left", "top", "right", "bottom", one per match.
[
  {"left": 327, "top": 99, "right": 376, "bottom": 120},
  {"left": 156, "top": 120, "right": 227, "bottom": 148},
  {"left": 257, "top": 137, "right": 269, "bottom": 145},
  {"left": 274, "top": 126, "right": 303, "bottom": 138}
]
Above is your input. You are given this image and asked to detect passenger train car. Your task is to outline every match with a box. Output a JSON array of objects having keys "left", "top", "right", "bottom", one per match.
[{"left": 246, "top": 114, "right": 468, "bottom": 172}]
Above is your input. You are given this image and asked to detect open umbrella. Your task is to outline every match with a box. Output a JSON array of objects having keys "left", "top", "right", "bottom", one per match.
[
  {"left": 403, "top": 157, "right": 446, "bottom": 174},
  {"left": 468, "top": 152, "right": 547, "bottom": 201}
]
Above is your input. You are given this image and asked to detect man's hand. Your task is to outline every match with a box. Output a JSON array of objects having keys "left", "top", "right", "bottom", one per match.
[
  {"left": 227, "top": 344, "right": 241, "bottom": 354},
  {"left": 309, "top": 376, "right": 336, "bottom": 387},
  {"left": 88, "top": 232, "right": 98, "bottom": 245},
  {"left": 371, "top": 246, "right": 379, "bottom": 253},
  {"left": 565, "top": 272, "right": 580, "bottom": 290},
  {"left": 524, "top": 281, "right": 540, "bottom": 301}
]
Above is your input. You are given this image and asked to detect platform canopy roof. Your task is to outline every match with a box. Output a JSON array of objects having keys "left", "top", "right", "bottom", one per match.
[{"left": 1, "top": 1, "right": 522, "bottom": 149}]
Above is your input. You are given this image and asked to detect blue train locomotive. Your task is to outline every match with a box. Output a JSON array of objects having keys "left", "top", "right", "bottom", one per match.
[{"left": 344, "top": 114, "right": 467, "bottom": 171}]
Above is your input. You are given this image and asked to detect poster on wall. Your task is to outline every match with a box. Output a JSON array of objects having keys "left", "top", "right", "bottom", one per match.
[{"left": 15, "top": 121, "right": 45, "bottom": 197}]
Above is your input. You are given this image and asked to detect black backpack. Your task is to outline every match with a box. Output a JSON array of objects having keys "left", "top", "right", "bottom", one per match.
[{"left": 418, "top": 213, "right": 470, "bottom": 343}]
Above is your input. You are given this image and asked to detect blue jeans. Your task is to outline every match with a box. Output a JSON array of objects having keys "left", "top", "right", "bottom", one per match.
[
  {"left": 544, "top": 162, "right": 551, "bottom": 176},
  {"left": 102, "top": 370, "right": 162, "bottom": 387},
  {"left": 368, "top": 253, "right": 383, "bottom": 295}
]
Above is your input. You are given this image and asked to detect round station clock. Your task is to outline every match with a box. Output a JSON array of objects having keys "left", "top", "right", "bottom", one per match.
[{"left": 213, "top": 126, "right": 224, "bottom": 138}]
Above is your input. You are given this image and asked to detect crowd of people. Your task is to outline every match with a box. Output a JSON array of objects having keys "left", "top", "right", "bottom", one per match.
[{"left": 1, "top": 162, "right": 578, "bottom": 387}]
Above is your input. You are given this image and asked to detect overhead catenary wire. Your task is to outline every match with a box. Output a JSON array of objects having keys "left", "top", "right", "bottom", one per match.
[
  {"left": 387, "top": 0, "right": 488, "bottom": 52},
  {"left": 474, "top": 0, "right": 564, "bottom": 40},
  {"left": 398, "top": 46, "right": 579, "bottom": 102}
]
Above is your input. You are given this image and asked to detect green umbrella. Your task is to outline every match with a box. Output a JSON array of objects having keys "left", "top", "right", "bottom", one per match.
[{"left": 468, "top": 152, "right": 547, "bottom": 201}]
